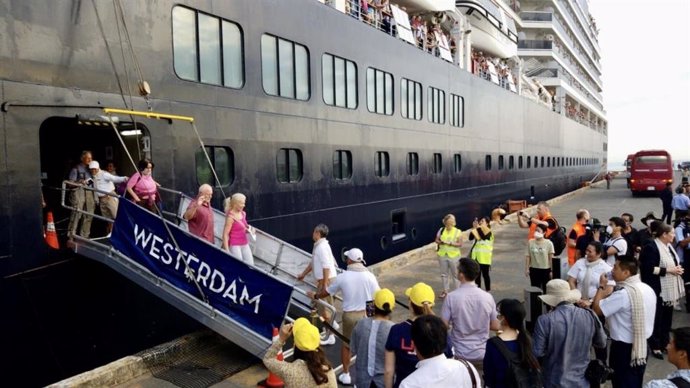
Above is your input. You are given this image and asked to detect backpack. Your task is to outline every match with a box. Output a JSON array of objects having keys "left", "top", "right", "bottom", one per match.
[
  {"left": 545, "top": 217, "right": 566, "bottom": 256},
  {"left": 488, "top": 337, "right": 543, "bottom": 388}
]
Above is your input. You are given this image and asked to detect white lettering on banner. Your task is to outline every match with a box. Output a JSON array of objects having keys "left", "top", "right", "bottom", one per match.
[{"left": 132, "top": 224, "right": 263, "bottom": 314}]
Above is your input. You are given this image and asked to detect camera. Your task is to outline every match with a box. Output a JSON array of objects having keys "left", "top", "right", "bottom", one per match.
[
  {"left": 586, "top": 218, "right": 606, "bottom": 233},
  {"left": 85, "top": 178, "right": 94, "bottom": 186}
]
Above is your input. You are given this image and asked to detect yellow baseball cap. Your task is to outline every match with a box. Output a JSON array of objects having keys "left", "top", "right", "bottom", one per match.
[
  {"left": 374, "top": 288, "right": 396, "bottom": 311},
  {"left": 405, "top": 282, "right": 435, "bottom": 307},
  {"left": 293, "top": 318, "right": 320, "bottom": 352}
]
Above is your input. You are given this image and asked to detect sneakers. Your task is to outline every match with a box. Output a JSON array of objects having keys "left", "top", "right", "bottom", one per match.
[
  {"left": 331, "top": 320, "right": 340, "bottom": 331},
  {"left": 320, "top": 334, "right": 336, "bottom": 346},
  {"left": 338, "top": 372, "right": 352, "bottom": 385}
]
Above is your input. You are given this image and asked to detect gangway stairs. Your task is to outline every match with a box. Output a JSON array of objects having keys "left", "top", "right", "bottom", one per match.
[{"left": 64, "top": 184, "right": 338, "bottom": 359}]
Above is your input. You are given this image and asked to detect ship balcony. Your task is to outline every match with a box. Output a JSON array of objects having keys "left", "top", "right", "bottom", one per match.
[
  {"left": 533, "top": 70, "right": 604, "bottom": 114},
  {"left": 555, "top": 0, "right": 601, "bottom": 55},
  {"left": 518, "top": 40, "right": 603, "bottom": 98},
  {"left": 520, "top": 10, "right": 602, "bottom": 83}
]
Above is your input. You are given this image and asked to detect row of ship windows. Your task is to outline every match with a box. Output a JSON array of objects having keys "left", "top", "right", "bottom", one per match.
[
  {"left": 171, "top": 6, "right": 464, "bottom": 127},
  {"left": 197, "top": 146, "right": 600, "bottom": 186}
]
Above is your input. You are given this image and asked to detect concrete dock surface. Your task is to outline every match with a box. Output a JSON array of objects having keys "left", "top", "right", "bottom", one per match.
[{"left": 70, "top": 175, "right": 688, "bottom": 387}]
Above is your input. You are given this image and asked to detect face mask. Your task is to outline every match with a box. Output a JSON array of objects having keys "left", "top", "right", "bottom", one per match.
[
  {"left": 606, "top": 225, "right": 613, "bottom": 235},
  {"left": 534, "top": 232, "right": 544, "bottom": 239}
]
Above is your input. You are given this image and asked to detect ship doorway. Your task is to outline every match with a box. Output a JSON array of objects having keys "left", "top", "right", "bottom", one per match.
[{"left": 39, "top": 116, "right": 150, "bottom": 241}]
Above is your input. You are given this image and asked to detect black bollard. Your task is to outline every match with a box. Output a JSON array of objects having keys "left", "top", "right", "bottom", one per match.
[
  {"left": 524, "top": 286, "right": 544, "bottom": 334},
  {"left": 552, "top": 256, "right": 563, "bottom": 279}
]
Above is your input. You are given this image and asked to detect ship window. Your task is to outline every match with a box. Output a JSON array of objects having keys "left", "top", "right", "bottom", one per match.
[
  {"left": 407, "top": 152, "right": 419, "bottom": 175},
  {"left": 277, "top": 148, "right": 303, "bottom": 183},
  {"left": 454, "top": 154, "right": 462, "bottom": 173},
  {"left": 195, "top": 146, "right": 235, "bottom": 187},
  {"left": 261, "top": 34, "right": 310, "bottom": 100},
  {"left": 375, "top": 151, "right": 390, "bottom": 177},
  {"left": 547, "top": 157, "right": 551, "bottom": 168},
  {"left": 561, "top": 157, "right": 564, "bottom": 166},
  {"left": 541, "top": 156, "right": 545, "bottom": 167},
  {"left": 450, "top": 94, "right": 464, "bottom": 127},
  {"left": 432, "top": 153, "right": 443, "bottom": 174},
  {"left": 333, "top": 150, "right": 353, "bottom": 180},
  {"left": 485, "top": 155, "right": 492, "bottom": 170},
  {"left": 509, "top": 155, "right": 515, "bottom": 170},
  {"left": 400, "top": 78, "right": 422, "bottom": 120},
  {"left": 367, "top": 67, "right": 394, "bottom": 115},
  {"left": 401, "top": 78, "right": 422, "bottom": 120},
  {"left": 322, "top": 53, "right": 357, "bottom": 109},
  {"left": 518, "top": 156, "right": 523, "bottom": 169},
  {"left": 427, "top": 87, "right": 445, "bottom": 124},
  {"left": 391, "top": 209, "right": 407, "bottom": 242},
  {"left": 526, "top": 156, "right": 531, "bottom": 169},
  {"left": 172, "top": 6, "right": 244, "bottom": 88},
  {"left": 498, "top": 155, "right": 504, "bottom": 170}
]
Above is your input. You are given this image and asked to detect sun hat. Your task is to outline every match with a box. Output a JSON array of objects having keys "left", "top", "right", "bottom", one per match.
[
  {"left": 293, "top": 318, "right": 320, "bottom": 352},
  {"left": 374, "top": 288, "right": 396, "bottom": 311},
  {"left": 88, "top": 161, "right": 100, "bottom": 169},
  {"left": 344, "top": 248, "right": 365, "bottom": 264},
  {"left": 538, "top": 279, "right": 582, "bottom": 307},
  {"left": 640, "top": 211, "right": 662, "bottom": 227},
  {"left": 405, "top": 282, "right": 435, "bottom": 307}
]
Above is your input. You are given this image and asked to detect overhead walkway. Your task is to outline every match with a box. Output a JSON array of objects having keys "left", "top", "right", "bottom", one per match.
[{"left": 61, "top": 182, "right": 338, "bottom": 358}]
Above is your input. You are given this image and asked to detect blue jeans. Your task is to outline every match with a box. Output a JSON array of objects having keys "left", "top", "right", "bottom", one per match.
[{"left": 609, "top": 340, "right": 646, "bottom": 388}]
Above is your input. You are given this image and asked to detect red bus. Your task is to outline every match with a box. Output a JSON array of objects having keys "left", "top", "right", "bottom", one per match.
[
  {"left": 629, "top": 150, "right": 673, "bottom": 196},
  {"left": 625, "top": 153, "right": 634, "bottom": 188}
]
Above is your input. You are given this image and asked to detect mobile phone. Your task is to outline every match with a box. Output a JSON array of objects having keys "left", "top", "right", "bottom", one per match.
[{"left": 365, "top": 300, "right": 375, "bottom": 317}]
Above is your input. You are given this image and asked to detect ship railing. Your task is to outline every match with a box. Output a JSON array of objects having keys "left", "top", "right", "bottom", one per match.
[{"left": 59, "top": 181, "right": 340, "bottom": 355}]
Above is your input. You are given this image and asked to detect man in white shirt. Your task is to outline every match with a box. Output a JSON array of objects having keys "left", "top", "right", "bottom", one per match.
[
  {"left": 593, "top": 257, "right": 656, "bottom": 388},
  {"left": 298, "top": 224, "right": 339, "bottom": 343},
  {"left": 603, "top": 217, "right": 628, "bottom": 266},
  {"left": 400, "top": 315, "right": 480, "bottom": 388},
  {"left": 89, "top": 160, "right": 127, "bottom": 236},
  {"left": 310, "top": 248, "right": 380, "bottom": 385}
]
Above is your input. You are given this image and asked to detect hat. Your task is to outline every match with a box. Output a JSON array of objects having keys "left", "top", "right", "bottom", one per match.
[
  {"left": 374, "top": 288, "right": 396, "bottom": 311},
  {"left": 88, "top": 161, "right": 100, "bottom": 170},
  {"left": 405, "top": 282, "right": 435, "bottom": 307},
  {"left": 640, "top": 211, "right": 661, "bottom": 227},
  {"left": 344, "top": 248, "right": 365, "bottom": 264},
  {"left": 538, "top": 279, "right": 582, "bottom": 307},
  {"left": 293, "top": 318, "right": 320, "bottom": 352}
]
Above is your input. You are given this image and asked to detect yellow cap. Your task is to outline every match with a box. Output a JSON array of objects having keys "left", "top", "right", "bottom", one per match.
[
  {"left": 374, "top": 288, "right": 396, "bottom": 311},
  {"left": 405, "top": 282, "right": 435, "bottom": 307},
  {"left": 293, "top": 318, "right": 320, "bottom": 352}
]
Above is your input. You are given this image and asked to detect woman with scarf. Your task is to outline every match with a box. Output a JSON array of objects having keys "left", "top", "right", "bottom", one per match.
[
  {"left": 567, "top": 241, "right": 612, "bottom": 362},
  {"left": 640, "top": 223, "right": 686, "bottom": 359}
]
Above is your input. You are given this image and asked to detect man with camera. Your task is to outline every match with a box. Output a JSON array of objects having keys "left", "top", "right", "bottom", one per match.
[{"left": 517, "top": 201, "right": 558, "bottom": 240}]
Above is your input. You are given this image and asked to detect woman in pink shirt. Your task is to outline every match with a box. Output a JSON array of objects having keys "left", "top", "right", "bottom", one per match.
[
  {"left": 126, "top": 159, "right": 159, "bottom": 212},
  {"left": 221, "top": 193, "right": 254, "bottom": 265}
]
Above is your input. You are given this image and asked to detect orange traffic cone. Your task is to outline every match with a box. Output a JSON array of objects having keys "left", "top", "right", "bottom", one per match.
[
  {"left": 45, "top": 211, "right": 60, "bottom": 250},
  {"left": 257, "top": 327, "right": 285, "bottom": 388}
]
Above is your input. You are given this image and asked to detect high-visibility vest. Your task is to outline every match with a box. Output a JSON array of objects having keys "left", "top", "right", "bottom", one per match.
[
  {"left": 437, "top": 227, "right": 462, "bottom": 258},
  {"left": 527, "top": 213, "right": 556, "bottom": 240},
  {"left": 567, "top": 223, "right": 586, "bottom": 266},
  {"left": 471, "top": 233, "right": 494, "bottom": 265}
]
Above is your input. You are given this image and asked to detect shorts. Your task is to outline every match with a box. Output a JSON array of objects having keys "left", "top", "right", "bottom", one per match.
[{"left": 342, "top": 310, "right": 366, "bottom": 343}]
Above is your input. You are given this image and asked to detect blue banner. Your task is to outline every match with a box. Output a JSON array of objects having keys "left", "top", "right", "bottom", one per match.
[{"left": 111, "top": 200, "right": 293, "bottom": 339}]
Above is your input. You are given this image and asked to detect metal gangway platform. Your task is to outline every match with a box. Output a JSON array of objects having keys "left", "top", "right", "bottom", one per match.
[{"left": 63, "top": 183, "right": 339, "bottom": 358}]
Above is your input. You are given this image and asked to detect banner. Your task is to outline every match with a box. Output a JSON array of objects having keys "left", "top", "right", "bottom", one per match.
[{"left": 111, "top": 200, "right": 293, "bottom": 339}]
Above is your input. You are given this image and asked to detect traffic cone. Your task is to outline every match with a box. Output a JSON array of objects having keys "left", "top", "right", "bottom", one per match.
[
  {"left": 257, "top": 327, "right": 285, "bottom": 388},
  {"left": 45, "top": 211, "right": 60, "bottom": 250}
]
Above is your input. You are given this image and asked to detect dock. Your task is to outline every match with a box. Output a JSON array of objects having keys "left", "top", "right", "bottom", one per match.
[{"left": 52, "top": 174, "right": 687, "bottom": 387}]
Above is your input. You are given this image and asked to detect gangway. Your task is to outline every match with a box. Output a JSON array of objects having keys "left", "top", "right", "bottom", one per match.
[{"left": 62, "top": 182, "right": 338, "bottom": 358}]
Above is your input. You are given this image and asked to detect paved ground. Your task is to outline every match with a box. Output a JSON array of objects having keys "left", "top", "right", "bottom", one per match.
[{"left": 119, "top": 175, "right": 687, "bottom": 387}]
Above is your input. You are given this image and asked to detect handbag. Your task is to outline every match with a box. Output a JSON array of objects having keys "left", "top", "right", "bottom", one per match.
[{"left": 585, "top": 359, "right": 613, "bottom": 384}]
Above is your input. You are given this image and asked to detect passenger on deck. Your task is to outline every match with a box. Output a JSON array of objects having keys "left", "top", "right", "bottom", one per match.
[
  {"left": 297, "top": 224, "right": 339, "bottom": 347},
  {"left": 67, "top": 150, "right": 95, "bottom": 239},
  {"left": 221, "top": 193, "right": 254, "bottom": 265},
  {"left": 350, "top": 288, "right": 395, "bottom": 388},
  {"left": 183, "top": 184, "right": 214, "bottom": 244},
  {"left": 309, "top": 248, "right": 380, "bottom": 386},
  {"left": 105, "top": 161, "right": 117, "bottom": 175},
  {"left": 262, "top": 318, "right": 337, "bottom": 388},
  {"left": 384, "top": 282, "right": 440, "bottom": 388},
  {"left": 126, "top": 159, "right": 160, "bottom": 213},
  {"left": 89, "top": 160, "right": 128, "bottom": 237}
]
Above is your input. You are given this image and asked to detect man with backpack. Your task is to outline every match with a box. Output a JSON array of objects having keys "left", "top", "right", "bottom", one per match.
[
  {"left": 603, "top": 217, "right": 629, "bottom": 266},
  {"left": 533, "top": 279, "right": 607, "bottom": 387}
]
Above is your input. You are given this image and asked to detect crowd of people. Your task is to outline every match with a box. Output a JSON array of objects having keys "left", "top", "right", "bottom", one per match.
[{"left": 471, "top": 50, "right": 517, "bottom": 92}]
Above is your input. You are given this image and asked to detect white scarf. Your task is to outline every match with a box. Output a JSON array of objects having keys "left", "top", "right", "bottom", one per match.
[
  {"left": 616, "top": 274, "right": 647, "bottom": 366},
  {"left": 580, "top": 259, "right": 603, "bottom": 298},
  {"left": 654, "top": 239, "right": 685, "bottom": 306}
]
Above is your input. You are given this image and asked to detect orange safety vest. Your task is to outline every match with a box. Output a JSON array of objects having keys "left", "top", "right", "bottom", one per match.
[
  {"left": 567, "top": 223, "right": 586, "bottom": 266},
  {"left": 527, "top": 213, "right": 556, "bottom": 240}
]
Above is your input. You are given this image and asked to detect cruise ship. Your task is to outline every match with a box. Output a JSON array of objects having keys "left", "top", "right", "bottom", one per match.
[{"left": 0, "top": 0, "right": 606, "bottom": 385}]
